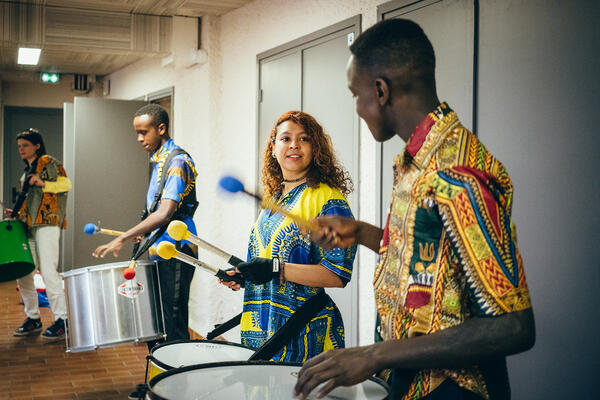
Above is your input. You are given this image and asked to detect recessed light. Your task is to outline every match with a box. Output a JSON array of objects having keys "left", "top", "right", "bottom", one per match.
[{"left": 18, "top": 48, "right": 41, "bottom": 65}]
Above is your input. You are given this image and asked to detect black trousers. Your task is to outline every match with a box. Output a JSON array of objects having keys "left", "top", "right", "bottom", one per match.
[{"left": 147, "top": 244, "right": 195, "bottom": 352}]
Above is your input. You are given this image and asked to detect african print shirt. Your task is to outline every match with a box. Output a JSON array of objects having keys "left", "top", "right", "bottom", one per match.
[
  {"left": 241, "top": 182, "right": 357, "bottom": 362},
  {"left": 375, "top": 103, "right": 531, "bottom": 399},
  {"left": 18, "top": 155, "right": 69, "bottom": 229},
  {"left": 146, "top": 139, "right": 198, "bottom": 260}
]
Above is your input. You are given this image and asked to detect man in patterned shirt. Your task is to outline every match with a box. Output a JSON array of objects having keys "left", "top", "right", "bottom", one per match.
[{"left": 294, "top": 19, "right": 534, "bottom": 400}]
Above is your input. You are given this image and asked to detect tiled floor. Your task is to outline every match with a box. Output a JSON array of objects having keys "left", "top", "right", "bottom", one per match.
[{"left": 0, "top": 281, "right": 149, "bottom": 400}]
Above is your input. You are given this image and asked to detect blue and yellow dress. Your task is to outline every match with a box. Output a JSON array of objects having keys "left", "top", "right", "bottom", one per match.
[{"left": 241, "top": 182, "right": 357, "bottom": 362}]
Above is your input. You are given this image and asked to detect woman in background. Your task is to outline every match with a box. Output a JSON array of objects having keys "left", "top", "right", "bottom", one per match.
[{"left": 4, "top": 129, "right": 71, "bottom": 341}]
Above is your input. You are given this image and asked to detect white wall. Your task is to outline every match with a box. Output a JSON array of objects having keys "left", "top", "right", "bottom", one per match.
[
  {"left": 107, "top": 1, "right": 383, "bottom": 343},
  {"left": 477, "top": 0, "right": 598, "bottom": 397}
]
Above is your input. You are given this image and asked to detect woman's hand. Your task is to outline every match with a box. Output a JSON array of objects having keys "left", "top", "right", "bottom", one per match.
[
  {"left": 218, "top": 268, "right": 243, "bottom": 291},
  {"left": 27, "top": 174, "right": 45, "bottom": 187}
]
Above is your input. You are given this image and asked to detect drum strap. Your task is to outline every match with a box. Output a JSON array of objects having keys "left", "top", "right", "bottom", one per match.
[
  {"left": 11, "top": 157, "right": 39, "bottom": 219},
  {"left": 206, "top": 313, "right": 242, "bottom": 340},
  {"left": 249, "top": 290, "right": 328, "bottom": 361}
]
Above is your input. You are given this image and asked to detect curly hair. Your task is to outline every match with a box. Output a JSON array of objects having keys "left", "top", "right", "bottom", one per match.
[{"left": 262, "top": 110, "right": 353, "bottom": 197}]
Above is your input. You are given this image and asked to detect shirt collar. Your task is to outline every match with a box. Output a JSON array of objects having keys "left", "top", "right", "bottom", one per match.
[
  {"left": 403, "top": 102, "right": 453, "bottom": 168},
  {"left": 150, "top": 138, "right": 175, "bottom": 163}
]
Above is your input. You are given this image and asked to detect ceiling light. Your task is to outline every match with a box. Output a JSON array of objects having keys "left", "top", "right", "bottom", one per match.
[{"left": 18, "top": 48, "right": 41, "bottom": 65}]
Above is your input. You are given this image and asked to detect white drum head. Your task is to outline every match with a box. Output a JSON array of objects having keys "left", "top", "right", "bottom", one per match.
[
  {"left": 148, "top": 361, "right": 389, "bottom": 400},
  {"left": 151, "top": 341, "right": 255, "bottom": 369}
]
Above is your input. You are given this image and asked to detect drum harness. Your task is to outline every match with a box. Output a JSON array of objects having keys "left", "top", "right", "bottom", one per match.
[{"left": 131, "top": 148, "right": 198, "bottom": 260}]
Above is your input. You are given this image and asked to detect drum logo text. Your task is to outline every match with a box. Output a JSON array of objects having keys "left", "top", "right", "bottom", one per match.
[{"left": 118, "top": 281, "right": 144, "bottom": 298}]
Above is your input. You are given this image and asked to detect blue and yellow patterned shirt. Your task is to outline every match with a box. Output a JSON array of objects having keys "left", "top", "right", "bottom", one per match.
[
  {"left": 146, "top": 138, "right": 198, "bottom": 260},
  {"left": 241, "top": 182, "right": 357, "bottom": 362}
]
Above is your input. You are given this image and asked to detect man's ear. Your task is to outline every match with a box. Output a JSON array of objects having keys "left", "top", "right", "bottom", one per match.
[
  {"left": 158, "top": 123, "right": 167, "bottom": 136},
  {"left": 374, "top": 77, "right": 390, "bottom": 106}
]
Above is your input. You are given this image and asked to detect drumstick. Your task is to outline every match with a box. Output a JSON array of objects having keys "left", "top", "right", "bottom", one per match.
[
  {"left": 156, "top": 241, "right": 244, "bottom": 284},
  {"left": 218, "top": 176, "right": 320, "bottom": 232},
  {"left": 167, "top": 221, "right": 244, "bottom": 266},
  {"left": 83, "top": 222, "right": 123, "bottom": 237}
]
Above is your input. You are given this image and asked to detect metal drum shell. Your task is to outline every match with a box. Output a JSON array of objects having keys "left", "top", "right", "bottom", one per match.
[
  {"left": 146, "top": 361, "right": 390, "bottom": 400},
  {"left": 0, "top": 220, "right": 35, "bottom": 282},
  {"left": 146, "top": 340, "right": 256, "bottom": 381},
  {"left": 63, "top": 260, "right": 165, "bottom": 352}
]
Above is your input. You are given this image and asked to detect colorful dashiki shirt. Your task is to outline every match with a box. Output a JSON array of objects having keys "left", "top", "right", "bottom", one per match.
[
  {"left": 146, "top": 139, "right": 198, "bottom": 260},
  {"left": 241, "top": 182, "right": 356, "bottom": 362},
  {"left": 18, "top": 155, "right": 69, "bottom": 229},
  {"left": 374, "top": 103, "right": 531, "bottom": 399}
]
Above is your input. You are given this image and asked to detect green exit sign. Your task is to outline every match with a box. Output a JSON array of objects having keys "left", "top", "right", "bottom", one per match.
[{"left": 41, "top": 72, "right": 59, "bottom": 83}]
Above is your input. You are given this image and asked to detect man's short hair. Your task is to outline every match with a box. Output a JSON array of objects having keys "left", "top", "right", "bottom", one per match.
[
  {"left": 134, "top": 104, "right": 170, "bottom": 133},
  {"left": 350, "top": 18, "right": 436, "bottom": 92}
]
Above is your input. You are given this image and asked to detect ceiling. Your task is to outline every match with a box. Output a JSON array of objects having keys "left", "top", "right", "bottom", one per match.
[{"left": 0, "top": 0, "right": 254, "bottom": 81}]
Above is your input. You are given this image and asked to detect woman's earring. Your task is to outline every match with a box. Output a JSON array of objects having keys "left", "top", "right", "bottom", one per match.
[{"left": 272, "top": 152, "right": 276, "bottom": 158}]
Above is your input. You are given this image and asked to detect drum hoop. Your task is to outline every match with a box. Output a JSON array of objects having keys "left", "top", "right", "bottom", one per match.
[
  {"left": 148, "top": 339, "right": 256, "bottom": 371},
  {"left": 147, "top": 360, "right": 390, "bottom": 399},
  {"left": 61, "top": 260, "right": 157, "bottom": 277}
]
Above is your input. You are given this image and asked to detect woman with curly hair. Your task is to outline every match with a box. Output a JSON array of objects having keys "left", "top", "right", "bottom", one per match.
[{"left": 222, "top": 110, "right": 356, "bottom": 362}]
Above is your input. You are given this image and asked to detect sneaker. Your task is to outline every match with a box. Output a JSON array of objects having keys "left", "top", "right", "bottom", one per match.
[
  {"left": 128, "top": 384, "right": 148, "bottom": 399},
  {"left": 41, "top": 318, "right": 66, "bottom": 341},
  {"left": 14, "top": 317, "right": 42, "bottom": 336}
]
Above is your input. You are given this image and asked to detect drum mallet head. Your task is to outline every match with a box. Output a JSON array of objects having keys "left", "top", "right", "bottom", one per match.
[
  {"left": 123, "top": 260, "right": 136, "bottom": 280},
  {"left": 219, "top": 175, "right": 244, "bottom": 193},
  {"left": 83, "top": 223, "right": 99, "bottom": 235},
  {"left": 218, "top": 175, "right": 261, "bottom": 202},
  {"left": 156, "top": 241, "right": 178, "bottom": 260},
  {"left": 167, "top": 220, "right": 190, "bottom": 241}
]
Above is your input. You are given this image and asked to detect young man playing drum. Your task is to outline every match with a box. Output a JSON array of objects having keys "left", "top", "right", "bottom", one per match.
[
  {"left": 4, "top": 128, "right": 71, "bottom": 341},
  {"left": 294, "top": 19, "right": 535, "bottom": 400},
  {"left": 92, "top": 104, "right": 198, "bottom": 400}
]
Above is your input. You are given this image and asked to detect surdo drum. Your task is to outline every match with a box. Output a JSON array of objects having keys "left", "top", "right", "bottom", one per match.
[
  {"left": 146, "top": 361, "right": 389, "bottom": 400},
  {"left": 63, "top": 260, "right": 164, "bottom": 352},
  {"left": 0, "top": 220, "right": 35, "bottom": 282},
  {"left": 147, "top": 340, "right": 255, "bottom": 381}
]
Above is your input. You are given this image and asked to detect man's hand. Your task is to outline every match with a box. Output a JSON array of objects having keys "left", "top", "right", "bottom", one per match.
[
  {"left": 27, "top": 174, "right": 45, "bottom": 187},
  {"left": 294, "top": 346, "right": 380, "bottom": 399},
  {"left": 237, "top": 257, "right": 277, "bottom": 284},
  {"left": 93, "top": 237, "right": 125, "bottom": 258},
  {"left": 308, "top": 215, "right": 360, "bottom": 250},
  {"left": 3, "top": 208, "right": 14, "bottom": 219}
]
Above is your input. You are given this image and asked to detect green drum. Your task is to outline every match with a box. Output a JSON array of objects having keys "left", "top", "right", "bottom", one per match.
[{"left": 0, "top": 220, "right": 35, "bottom": 282}]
